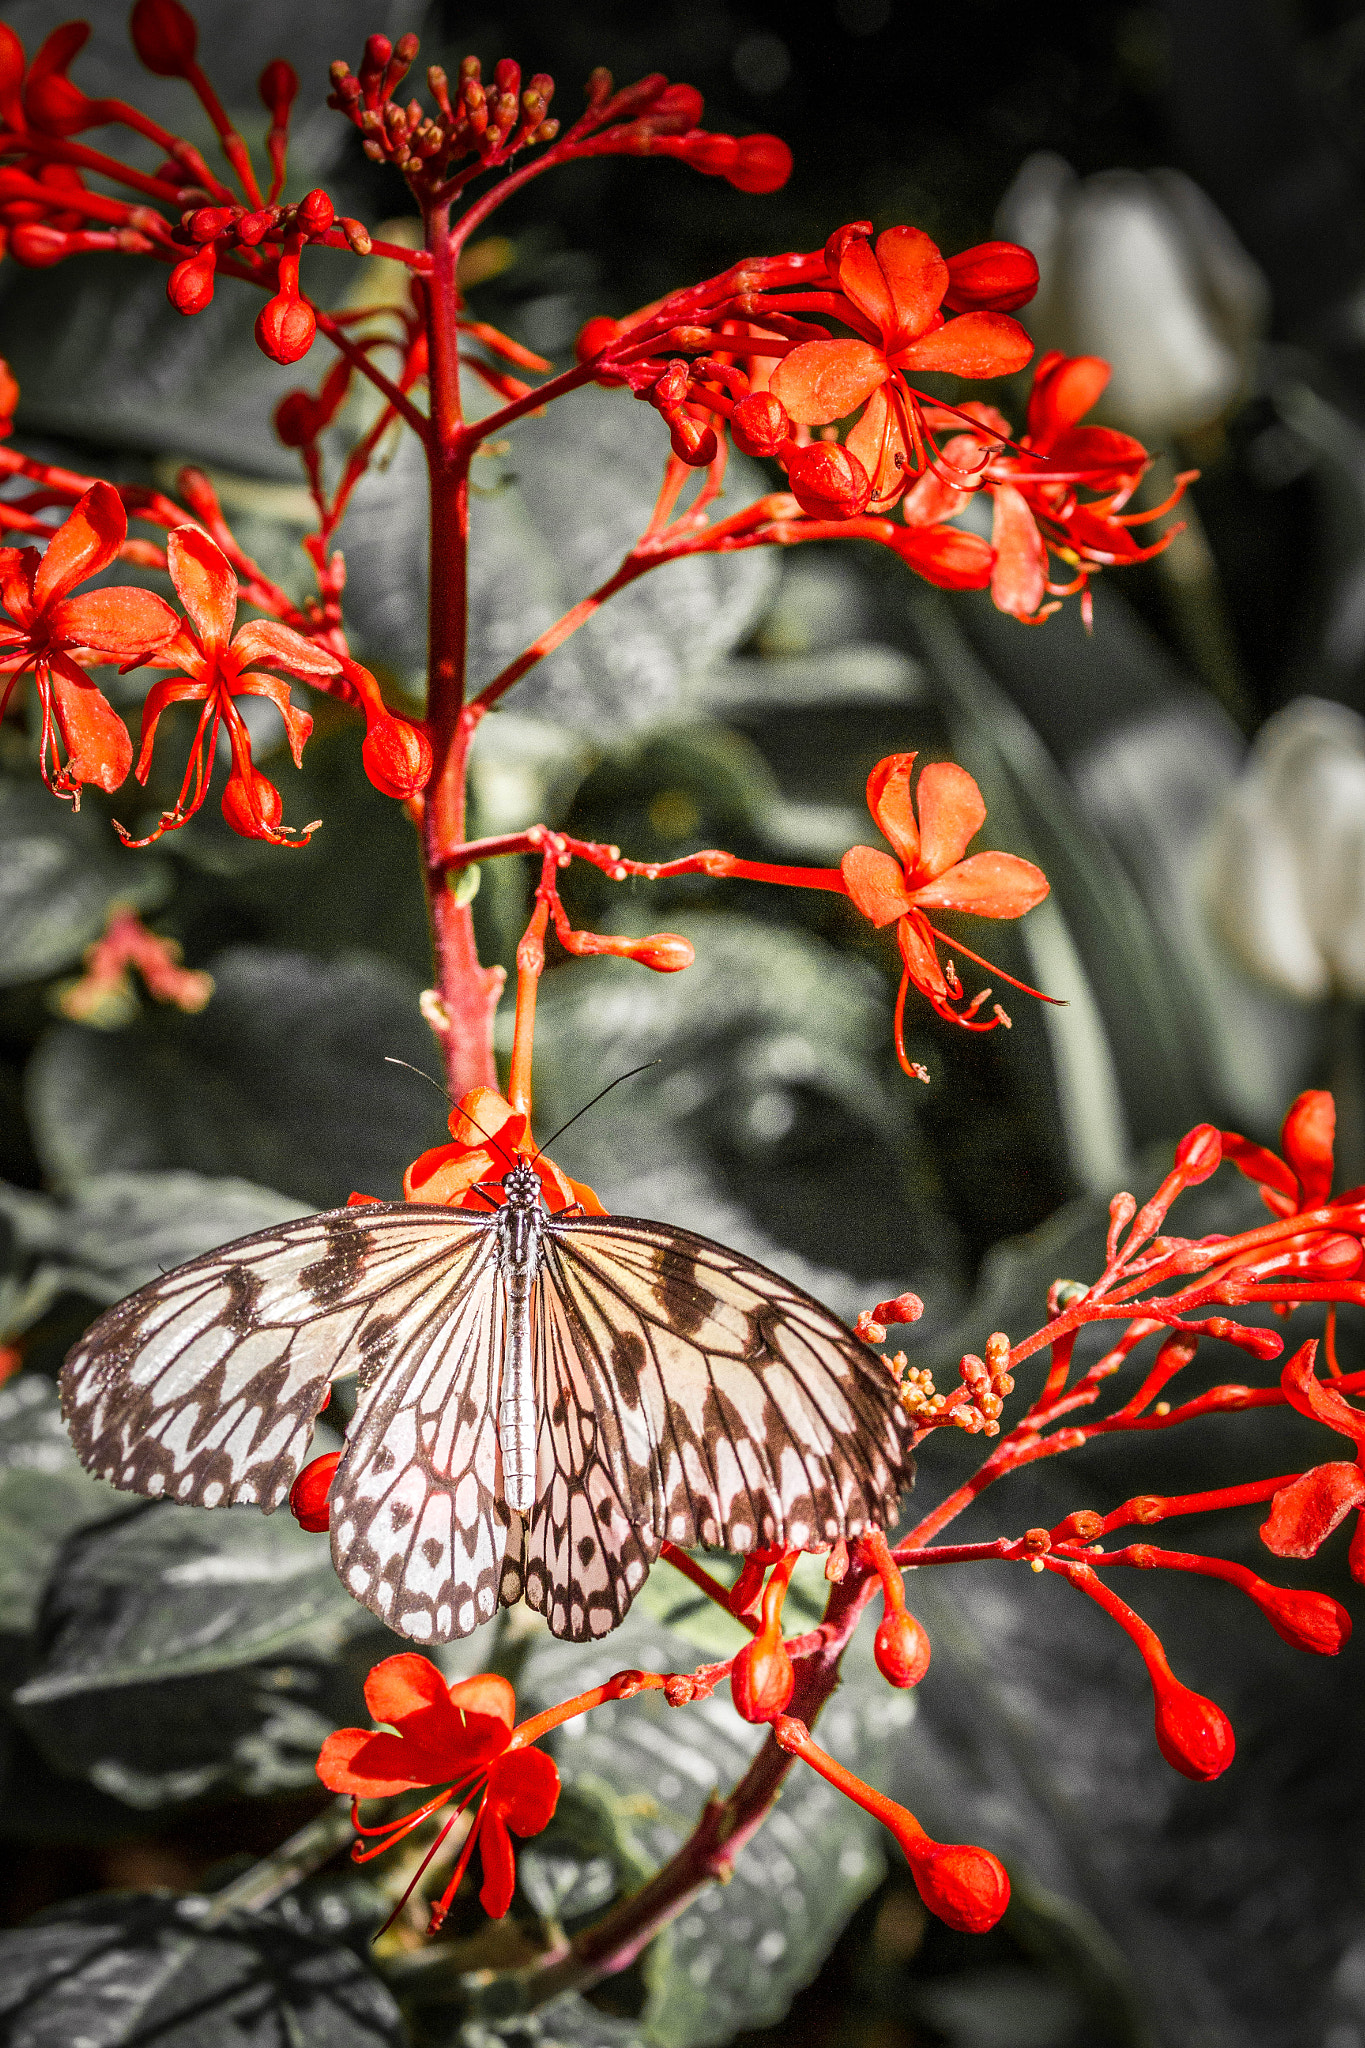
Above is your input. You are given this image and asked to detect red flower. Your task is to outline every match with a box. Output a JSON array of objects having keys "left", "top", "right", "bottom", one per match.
[
  {"left": 0, "top": 481, "right": 178, "bottom": 798},
  {"left": 126, "top": 523, "right": 341, "bottom": 844},
  {"left": 839, "top": 753, "right": 1050, "bottom": 1077},
  {"left": 768, "top": 225, "right": 1034, "bottom": 514},
  {"left": 1260, "top": 1339, "right": 1365, "bottom": 1583},
  {"left": 1222, "top": 1089, "right": 1338, "bottom": 1220},
  {"left": 317, "top": 1654, "right": 560, "bottom": 1927},
  {"left": 402, "top": 1085, "right": 605, "bottom": 1214}
]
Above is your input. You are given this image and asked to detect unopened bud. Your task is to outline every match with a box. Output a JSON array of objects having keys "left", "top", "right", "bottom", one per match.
[
  {"left": 9, "top": 223, "right": 78, "bottom": 266},
  {"left": 785, "top": 441, "right": 871, "bottom": 520},
  {"left": 1246, "top": 1579, "right": 1351, "bottom": 1655},
  {"left": 295, "top": 187, "right": 334, "bottom": 236},
  {"left": 899, "top": 1836, "right": 1011, "bottom": 1934},
  {"left": 627, "top": 932, "right": 695, "bottom": 972},
  {"left": 728, "top": 133, "right": 793, "bottom": 194},
  {"left": 1153, "top": 1672, "right": 1235, "bottom": 1781},
  {"left": 667, "top": 415, "right": 717, "bottom": 467},
  {"left": 339, "top": 216, "right": 372, "bottom": 255},
  {"left": 259, "top": 58, "right": 298, "bottom": 121},
  {"left": 730, "top": 1630, "right": 794, "bottom": 1723},
  {"left": 222, "top": 763, "right": 284, "bottom": 836},
  {"left": 255, "top": 290, "right": 316, "bottom": 364},
  {"left": 273, "top": 390, "right": 319, "bottom": 447},
  {"left": 289, "top": 1450, "right": 340, "bottom": 1532},
  {"left": 1175, "top": 1123, "right": 1222, "bottom": 1184},
  {"left": 730, "top": 390, "right": 791, "bottom": 458},
  {"left": 942, "top": 239, "right": 1039, "bottom": 314},
  {"left": 874, "top": 1608, "right": 931, "bottom": 1688},
  {"left": 362, "top": 713, "right": 432, "bottom": 800},
  {"left": 130, "top": 0, "right": 198, "bottom": 77}
]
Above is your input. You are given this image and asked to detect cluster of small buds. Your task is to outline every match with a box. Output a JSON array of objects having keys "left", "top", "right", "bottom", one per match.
[
  {"left": 327, "top": 35, "right": 557, "bottom": 181},
  {"left": 643, "top": 357, "right": 719, "bottom": 469},
  {"left": 165, "top": 183, "right": 370, "bottom": 363}
]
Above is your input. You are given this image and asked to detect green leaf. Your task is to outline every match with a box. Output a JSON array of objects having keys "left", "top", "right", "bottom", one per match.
[
  {"left": 25, "top": 947, "right": 443, "bottom": 1206},
  {"left": 0, "top": 779, "right": 171, "bottom": 989},
  {"left": 0, "top": 1375, "right": 138, "bottom": 1641},
  {"left": 0, "top": 1891, "right": 407, "bottom": 2046},
  {"left": 11, "top": 1497, "right": 394, "bottom": 1807}
]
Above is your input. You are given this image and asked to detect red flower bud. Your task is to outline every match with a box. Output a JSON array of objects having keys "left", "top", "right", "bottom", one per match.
[
  {"left": 825, "top": 222, "right": 874, "bottom": 273},
  {"left": 256, "top": 291, "right": 316, "bottom": 364},
  {"left": 942, "top": 240, "right": 1039, "bottom": 314},
  {"left": 730, "top": 391, "right": 791, "bottom": 458},
  {"left": 1245, "top": 1580, "right": 1351, "bottom": 1656},
  {"left": 871, "top": 1292, "right": 924, "bottom": 1326},
  {"left": 290, "top": 1450, "right": 340, "bottom": 1532},
  {"left": 167, "top": 244, "right": 216, "bottom": 313},
  {"left": 130, "top": 0, "right": 198, "bottom": 77},
  {"left": 259, "top": 58, "right": 298, "bottom": 121},
  {"left": 362, "top": 713, "right": 432, "bottom": 800},
  {"left": 1175, "top": 1123, "right": 1222, "bottom": 1184},
  {"left": 1153, "top": 1673, "right": 1235, "bottom": 1781},
  {"left": 273, "top": 390, "right": 319, "bottom": 448},
  {"left": 576, "top": 315, "right": 618, "bottom": 363},
  {"left": 894, "top": 1834, "right": 1011, "bottom": 1936},
  {"left": 728, "top": 133, "right": 793, "bottom": 195},
  {"left": 626, "top": 932, "right": 695, "bottom": 972},
  {"left": 9, "top": 223, "right": 76, "bottom": 266},
  {"left": 730, "top": 1630, "right": 794, "bottom": 1722},
  {"left": 874, "top": 1608, "right": 931, "bottom": 1688},
  {"left": 188, "top": 206, "right": 235, "bottom": 242},
  {"left": 785, "top": 441, "right": 872, "bottom": 520},
  {"left": 295, "top": 187, "right": 334, "bottom": 236},
  {"left": 0, "top": 25, "right": 24, "bottom": 126},
  {"left": 669, "top": 415, "right": 718, "bottom": 467},
  {"left": 221, "top": 763, "right": 284, "bottom": 837}
]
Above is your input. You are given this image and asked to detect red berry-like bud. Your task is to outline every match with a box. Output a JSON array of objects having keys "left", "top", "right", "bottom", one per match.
[
  {"left": 1153, "top": 1674, "right": 1235, "bottom": 1781},
  {"left": 942, "top": 240, "right": 1039, "bottom": 314},
  {"left": 290, "top": 1450, "right": 340, "bottom": 1532},
  {"left": 9, "top": 223, "right": 75, "bottom": 266},
  {"left": 730, "top": 1631, "right": 795, "bottom": 1722},
  {"left": 130, "top": 0, "right": 198, "bottom": 76},
  {"left": 255, "top": 291, "right": 316, "bottom": 364},
  {"left": 669, "top": 415, "right": 718, "bottom": 467},
  {"left": 167, "top": 244, "right": 216, "bottom": 313},
  {"left": 259, "top": 58, "right": 298, "bottom": 120},
  {"left": 729, "top": 133, "right": 793, "bottom": 194},
  {"left": 871, "top": 1292, "right": 925, "bottom": 1327},
  {"left": 295, "top": 188, "right": 334, "bottom": 236},
  {"left": 730, "top": 391, "right": 790, "bottom": 458},
  {"left": 1246, "top": 1580, "right": 1351, "bottom": 1655},
  {"left": 188, "top": 206, "right": 235, "bottom": 241},
  {"left": 362, "top": 713, "right": 432, "bottom": 799},
  {"left": 897, "top": 1837, "right": 1010, "bottom": 1935},
  {"left": 1174, "top": 1123, "right": 1222, "bottom": 1184},
  {"left": 874, "top": 1608, "right": 931, "bottom": 1688},
  {"left": 221, "top": 764, "right": 284, "bottom": 837},
  {"left": 647, "top": 82, "right": 704, "bottom": 131},
  {"left": 576, "top": 316, "right": 618, "bottom": 365},
  {"left": 680, "top": 133, "right": 738, "bottom": 178},
  {"left": 273, "top": 390, "right": 319, "bottom": 448},
  {"left": 785, "top": 441, "right": 872, "bottom": 519},
  {"left": 626, "top": 932, "right": 695, "bottom": 973}
]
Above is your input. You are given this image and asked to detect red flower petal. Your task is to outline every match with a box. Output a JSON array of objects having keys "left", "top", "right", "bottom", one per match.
[
  {"left": 844, "top": 386, "right": 909, "bottom": 508},
  {"left": 865, "top": 753, "right": 919, "bottom": 865},
  {"left": 448, "top": 1673, "right": 519, "bottom": 1733},
  {"left": 913, "top": 849, "right": 1050, "bottom": 919},
  {"left": 487, "top": 1744, "right": 561, "bottom": 1836},
  {"left": 896, "top": 311, "right": 1033, "bottom": 381},
  {"left": 832, "top": 230, "right": 899, "bottom": 341},
  {"left": 235, "top": 672, "right": 313, "bottom": 766},
  {"left": 1279, "top": 1339, "right": 1365, "bottom": 1448},
  {"left": 1042, "top": 423, "right": 1146, "bottom": 484},
  {"left": 841, "top": 845, "right": 914, "bottom": 927},
  {"left": 47, "top": 664, "right": 131, "bottom": 790},
  {"left": 870, "top": 226, "right": 951, "bottom": 350},
  {"left": 910, "top": 761, "right": 987, "bottom": 880},
  {"left": 33, "top": 482, "right": 125, "bottom": 610},
  {"left": 1027, "top": 353, "right": 1110, "bottom": 444},
  {"left": 890, "top": 523, "right": 994, "bottom": 590},
  {"left": 315, "top": 1726, "right": 449, "bottom": 1795},
  {"left": 51, "top": 586, "right": 180, "bottom": 658},
  {"left": 768, "top": 339, "right": 888, "bottom": 426},
  {"left": 477, "top": 1807, "right": 517, "bottom": 1919},
  {"left": 232, "top": 617, "right": 341, "bottom": 676},
  {"left": 989, "top": 483, "right": 1049, "bottom": 620},
  {"left": 1219, "top": 1130, "right": 1300, "bottom": 1211},
  {"left": 1260, "top": 1462, "right": 1365, "bottom": 1557},
  {"left": 898, "top": 910, "right": 949, "bottom": 999},
  {"left": 1281, "top": 1089, "right": 1335, "bottom": 1209},
  {"left": 167, "top": 524, "right": 238, "bottom": 655}
]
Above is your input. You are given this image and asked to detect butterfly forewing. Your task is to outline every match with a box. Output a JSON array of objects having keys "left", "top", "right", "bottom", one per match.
[{"left": 59, "top": 1206, "right": 491, "bottom": 1514}]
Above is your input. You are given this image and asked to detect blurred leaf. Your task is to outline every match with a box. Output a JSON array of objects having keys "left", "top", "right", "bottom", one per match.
[
  {"left": 451, "top": 1998, "right": 646, "bottom": 2048},
  {"left": 0, "top": 779, "right": 171, "bottom": 989},
  {"left": 340, "top": 383, "right": 777, "bottom": 728},
  {"left": 26, "top": 946, "right": 442, "bottom": 1206},
  {"left": 11, "top": 1498, "right": 394, "bottom": 1807},
  {"left": 0, "top": 1890, "right": 407, "bottom": 2046},
  {"left": 0, "top": 1375, "right": 137, "bottom": 1641}
]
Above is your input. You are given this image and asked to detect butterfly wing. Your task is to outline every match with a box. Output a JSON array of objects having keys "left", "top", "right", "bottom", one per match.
[
  {"left": 327, "top": 1221, "right": 515, "bottom": 1643},
  {"left": 523, "top": 1215, "right": 915, "bottom": 1639},
  {"left": 59, "top": 1204, "right": 491, "bottom": 1517}
]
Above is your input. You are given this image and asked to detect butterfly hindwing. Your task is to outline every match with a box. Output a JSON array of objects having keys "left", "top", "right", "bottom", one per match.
[
  {"left": 328, "top": 1221, "right": 516, "bottom": 1643},
  {"left": 59, "top": 1205, "right": 490, "bottom": 1515},
  {"left": 545, "top": 1215, "right": 914, "bottom": 1561}
]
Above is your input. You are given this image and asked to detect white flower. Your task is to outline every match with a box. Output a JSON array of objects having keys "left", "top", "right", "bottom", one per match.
[{"left": 1205, "top": 698, "right": 1365, "bottom": 999}]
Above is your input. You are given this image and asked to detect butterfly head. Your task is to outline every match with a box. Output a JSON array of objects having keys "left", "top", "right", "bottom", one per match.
[{"left": 502, "top": 1157, "right": 545, "bottom": 1210}]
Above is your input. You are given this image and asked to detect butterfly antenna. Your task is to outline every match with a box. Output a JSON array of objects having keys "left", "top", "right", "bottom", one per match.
[
  {"left": 384, "top": 1056, "right": 453, "bottom": 1105},
  {"left": 532, "top": 1060, "right": 661, "bottom": 1162}
]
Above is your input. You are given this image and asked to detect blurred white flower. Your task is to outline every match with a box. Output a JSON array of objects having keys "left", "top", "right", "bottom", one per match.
[
  {"left": 997, "top": 155, "right": 1268, "bottom": 444},
  {"left": 1204, "top": 698, "right": 1365, "bottom": 999}
]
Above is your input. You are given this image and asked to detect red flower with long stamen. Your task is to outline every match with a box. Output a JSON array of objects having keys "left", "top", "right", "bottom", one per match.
[
  {"left": 125, "top": 522, "right": 341, "bottom": 844},
  {"left": 768, "top": 224, "right": 1034, "bottom": 515},
  {"left": 317, "top": 1654, "right": 559, "bottom": 1928},
  {"left": 839, "top": 753, "right": 1051, "bottom": 1078},
  {"left": 401, "top": 1084, "right": 606, "bottom": 1215},
  {"left": 0, "top": 481, "right": 178, "bottom": 798}
]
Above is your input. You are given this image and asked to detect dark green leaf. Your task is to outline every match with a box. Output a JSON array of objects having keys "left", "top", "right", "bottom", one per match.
[
  {"left": 11, "top": 1496, "right": 393, "bottom": 1807},
  {"left": 0, "top": 779, "right": 171, "bottom": 989},
  {"left": 26, "top": 947, "right": 442, "bottom": 1206},
  {"left": 0, "top": 1890, "right": 407, "bottom": 2047},
  {"left": 0, "top": 1375, "right": 137, "bottom": 1640}
]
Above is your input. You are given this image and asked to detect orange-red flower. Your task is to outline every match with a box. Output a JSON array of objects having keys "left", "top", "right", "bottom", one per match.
[
  {"left": 1260, "top": 1339, "right": 1365, "bottom": 1583},
  {"left": 126, "top": 523, "right": 341, "bottom": 844},
  {"left": 0, "top": 481, "right": 178, "bottom": 799},
  {"left": 317, "top": 1654, "right": 560, "bottom": 1927},
  {"left": 403, "top": 1084, "right": 606, "bottom": 1215},
  {"left": 1221, "top": 1089, "right": 1340, "bottom": 1220},
  {"left": 768, "top": 225, "right": 1034, "bottom": 515},
  {"left": 840, "top": 753, "right": 1050, "bottom": 1077}
]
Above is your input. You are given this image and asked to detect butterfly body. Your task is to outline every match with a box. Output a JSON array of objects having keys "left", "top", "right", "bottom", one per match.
[{"left": 60, "top": 1181, "right": 916, "bottom": 1644}]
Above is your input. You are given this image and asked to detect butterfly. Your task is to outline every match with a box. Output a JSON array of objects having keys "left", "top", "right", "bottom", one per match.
[{"left": 60, "top": 1158, "right": 916, "bottom": 1645}]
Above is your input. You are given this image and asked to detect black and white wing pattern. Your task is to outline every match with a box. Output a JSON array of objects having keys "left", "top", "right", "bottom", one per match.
[
  {"left": 59, "top": 1205, "right": 491, "bottom": 1515},
  {"left": 513, "top": 1215, "right": 915, "bottom": 1641}
]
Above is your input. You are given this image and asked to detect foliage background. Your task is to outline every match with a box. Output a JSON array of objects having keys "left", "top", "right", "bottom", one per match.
[{"left": 3, "top": 2, "right": 1365, "bottom": 2044}]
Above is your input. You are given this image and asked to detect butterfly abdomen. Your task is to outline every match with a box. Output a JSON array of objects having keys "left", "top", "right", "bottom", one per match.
[{"left": 497, "top": 1174, "right": 543, "bottom": 1513}]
